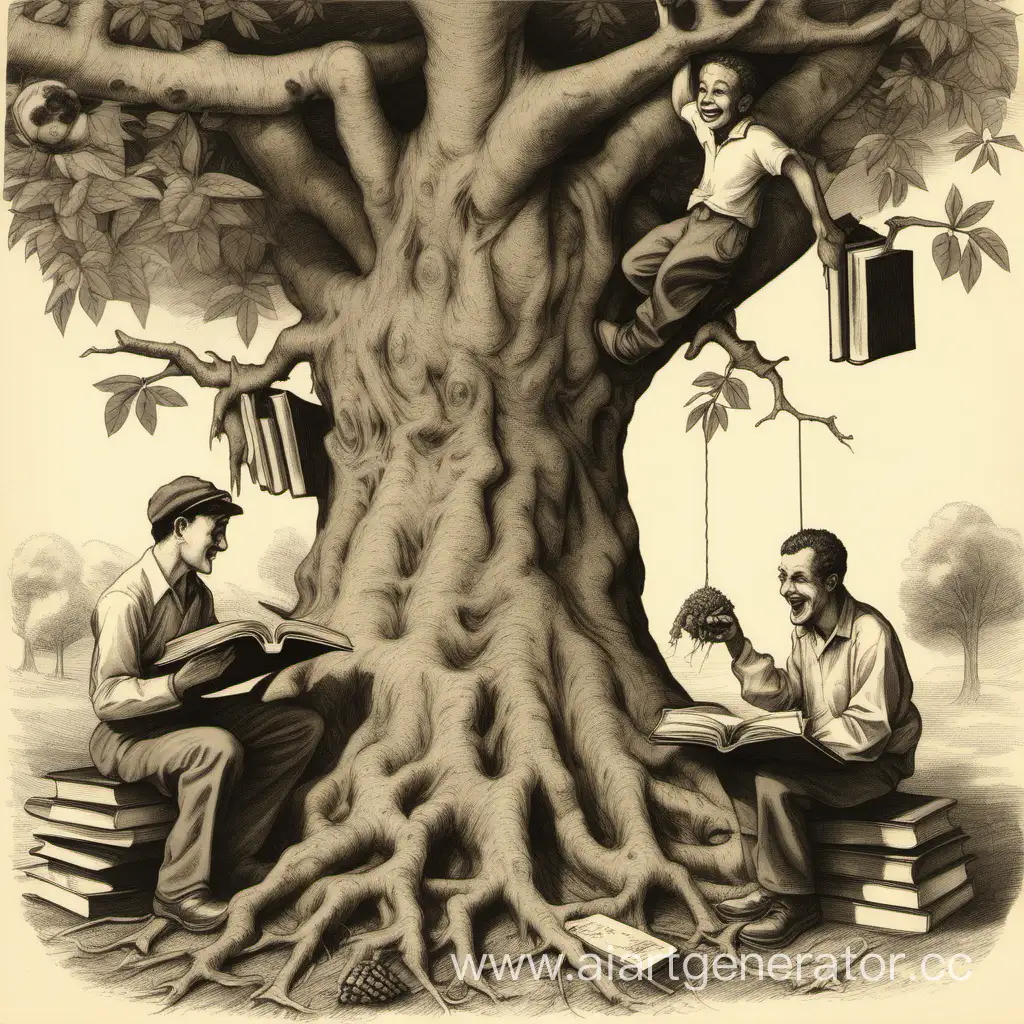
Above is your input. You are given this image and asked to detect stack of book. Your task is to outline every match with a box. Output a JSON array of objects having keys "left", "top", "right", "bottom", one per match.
[
  {"left": 22, "top": 768, "right": 174, "bottom": 918},
  {"left": 240, "top": 388, "right": 330, "bottom": 498},
  {"left": 811, "top": 792, "right": 974, "bottom": 934},
  {"left": 826, "top": 214, "right": 916, "bottom": 365}
]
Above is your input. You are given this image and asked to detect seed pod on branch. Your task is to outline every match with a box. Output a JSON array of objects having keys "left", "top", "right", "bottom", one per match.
[{"left": 11, "top": 80, "right": 89, "bottom": 151}]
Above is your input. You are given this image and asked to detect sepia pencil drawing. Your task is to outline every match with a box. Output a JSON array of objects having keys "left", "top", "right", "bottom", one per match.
[{"left": 3, "top": 0, "right": 1022, "bottom": 1018}]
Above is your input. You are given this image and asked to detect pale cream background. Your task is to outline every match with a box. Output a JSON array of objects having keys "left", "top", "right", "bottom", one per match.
[{"left": 2, "top": 9, "right": 1023, "bottom": 1021}]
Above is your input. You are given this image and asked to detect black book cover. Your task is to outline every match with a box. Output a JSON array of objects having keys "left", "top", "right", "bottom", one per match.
[{"left": 851, "top": 249, "right": 916, "bottom": 364}]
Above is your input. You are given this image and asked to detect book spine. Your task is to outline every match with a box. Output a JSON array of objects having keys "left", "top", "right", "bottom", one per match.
[
  {"left": 259, "top": 417, "right": 288, "bottom": 495},
  {"left": 827, "top": 266, "right": 846, "bottom": 361},
  {"left": 237, "top": 396, "right": 259, "bottom": 485},
  {"left": 241, "top": 394, "right": 270, "bottom": 489},
  {"left": 270, "top": 392, "right": 307, "bottom": 497}
]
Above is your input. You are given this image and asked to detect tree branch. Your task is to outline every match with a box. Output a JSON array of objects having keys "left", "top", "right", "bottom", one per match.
[
  {"left": 411, "top": 0, "right": 528, "bottom": 155},
  {"left": 325, "top": 44, "right": 401, "bottom": 238},
  {"left": 734, "top": 0, "right": 916, "bottom": 53},
  {"left": 581, "top": 89, "right": 684, "bottom": 202},
  {"left": 472, "top": 0, "right": 769, "bottom": 219},
  {"left": 8, "top": 8, "right": 424, "bottom": 116},
  {"left": 686, "top": 320, "right": 853, "bottom": 446},
  {"left": 81, "top": 322, "right": 324, "bottom": 491},
  {"left": 268, "top": 211, "right": 352, "bottom": 320},
  {"left": 229, "top": 115, "right": 376, "bottom": 275}
]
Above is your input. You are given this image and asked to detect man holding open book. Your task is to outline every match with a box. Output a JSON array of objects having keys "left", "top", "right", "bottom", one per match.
[
  {"left": 87, "top": 476, "right": 325, "bottom": 933},
  {"left": 705, "top": 529, "right": 922, "bottom": 949}
]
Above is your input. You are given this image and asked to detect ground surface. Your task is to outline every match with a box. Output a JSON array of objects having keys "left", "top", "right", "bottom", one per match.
[{"left": 7, "top": 639, "right": 1022, "bottom": 1016}]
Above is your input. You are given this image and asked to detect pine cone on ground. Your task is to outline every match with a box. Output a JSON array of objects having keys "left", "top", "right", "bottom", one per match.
[{"left": 338, "top": 957, "right": 410, "bottom": 1005}]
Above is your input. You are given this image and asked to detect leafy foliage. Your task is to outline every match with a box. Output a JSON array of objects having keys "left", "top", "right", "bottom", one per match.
[
  {"left": 932, "top": 184, "right": 1006, "bottom": 291},
  {"left": 5, "top": 94, "right": 275, "bottom": 339},
  {"left": 93, "top": 374, "right": 188, "bottom": 436},
  {"left": 833, "top": 0, "right": 1018, "bottom": 211},
  {"left": 566, "top": 1, "right": 626, "bottom": 42},
  {"left": 886, "top": 184, "right": 1008, "bottom": 294},
  {"left": 684, "top": 369, "right": 750, "bottom": 443},
  {"left": 21, "top": 1, "right": 71, "bottom": 26},
  {"left": 950, "top": 128, "right": 1022, "bottom": 172},
  {"left": 108, "top": 0, "right": 275, "bottom": 50}
]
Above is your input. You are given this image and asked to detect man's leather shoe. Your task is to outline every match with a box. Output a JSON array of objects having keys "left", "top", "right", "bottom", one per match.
[
  {"left": 153, "top": 891, "right": 229, "bottom": 933},
  {"left": 739, "top": 894, "right": 821, "bottom": 950},
  {"left": 715, "top": 888, "right": 774, "bottom": 922}
]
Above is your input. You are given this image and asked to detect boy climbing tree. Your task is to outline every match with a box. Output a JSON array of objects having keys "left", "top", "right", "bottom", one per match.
[{"left": 596, "top": 3, "right": 847, "bottom": 363}]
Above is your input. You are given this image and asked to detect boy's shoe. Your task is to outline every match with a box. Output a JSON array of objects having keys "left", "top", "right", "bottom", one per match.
[
  {"left": 739, "top": 894, "right": 821, "bottom": 950},
  {"left": 715, "top": 888, "right": 774, "bottom": 922}
]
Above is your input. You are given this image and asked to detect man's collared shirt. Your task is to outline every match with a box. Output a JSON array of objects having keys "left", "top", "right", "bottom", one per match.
[
  {"left": 679, "top": 101, "right": 795, "bottom": 228},
  {"left": 731, "top": 594, "right": 922, "bottom": 773},
  {"left": 89, "top": 548, "right": 215, "bottom": 721}
]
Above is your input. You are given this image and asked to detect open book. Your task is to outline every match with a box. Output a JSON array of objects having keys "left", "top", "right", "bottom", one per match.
[
  {"left": 154, "top": 619, "right": 352, "bottom": 695},
  {"left": 650, "top": 704, "right": 844, "bottom": 761}
]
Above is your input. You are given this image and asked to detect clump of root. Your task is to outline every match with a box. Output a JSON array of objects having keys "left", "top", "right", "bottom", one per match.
[{"left": 669, "top": 586, "right": 734, "bottom": 651}]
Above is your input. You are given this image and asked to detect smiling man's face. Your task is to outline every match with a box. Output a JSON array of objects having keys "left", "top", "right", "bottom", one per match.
[
  {"left": 178, "top": 514, "right": 230, "bottom": 575},
  {"left": 778, "top": 548, "right": 837, "bottom": 628},
  {"left": 696, "top": 62, "right": 751, "bottom": 132}
]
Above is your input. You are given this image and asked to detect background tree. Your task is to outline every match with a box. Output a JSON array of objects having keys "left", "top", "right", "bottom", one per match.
[
  {"left": 10, "top": 533, "right": 83, "bottom": 677},
  {"left": 900, "top": 503, "right": 1024, "bottom": 704},
  {"left": 9, "top": 535, "right": 131, "bottom": 677},
  {"left": 4, "top": 0, "right": 1020, "bottom": 1011}
]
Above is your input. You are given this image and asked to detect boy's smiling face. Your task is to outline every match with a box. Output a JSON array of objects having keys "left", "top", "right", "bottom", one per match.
[{"left": 697, "top": 62, "right": 752, "bottom": 132}]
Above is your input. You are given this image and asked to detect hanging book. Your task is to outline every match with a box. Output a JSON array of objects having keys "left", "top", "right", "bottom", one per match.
[
  {"left": 827, "top": 215, "right": 916, "bottom": 365},
  {"left": 268, "top": 389, "right": 331, "bottom": 498}
]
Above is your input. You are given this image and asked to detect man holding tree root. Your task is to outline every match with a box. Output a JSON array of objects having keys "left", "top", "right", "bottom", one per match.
[{"left": 701, "top": 529, "right": 923, "bottom": 949}]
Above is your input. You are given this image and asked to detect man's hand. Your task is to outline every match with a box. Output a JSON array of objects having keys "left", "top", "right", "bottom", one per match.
[
  {"left": 172, "top": 647, "right": 235, "bottom": 695},
  {"left": 704, "top": 612, "right": 741, "bottom": 645},
  {"left": 705, "top": 612, "right": 747, "bottom": 661},
  {"left": 655, "top": 0, "right": 673, "bottom": 31},
  {"left": 816, "top": 220, "right": 845, "bottom": 271}
]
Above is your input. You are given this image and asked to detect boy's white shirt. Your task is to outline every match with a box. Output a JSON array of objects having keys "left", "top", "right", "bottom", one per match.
[{"left": 678, "top": 100, "right": 796, "bottom": 228}]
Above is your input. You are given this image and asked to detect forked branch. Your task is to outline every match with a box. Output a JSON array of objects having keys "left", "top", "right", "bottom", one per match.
[
  {"left": 687, "top": 320, "right": 852, "bottom": 447},
  {"left": 81, "top": 323, "right": 325, "bottom": 490},
  {"left": 473, "top": 0, "right": 767, "bottom": 219}
]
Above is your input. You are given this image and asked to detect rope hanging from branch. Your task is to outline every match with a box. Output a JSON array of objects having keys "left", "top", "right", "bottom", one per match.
[
  {"left": 798, "top": 419, "right": 804, "bottom": 531},
  {"left": 704, "top": 432, "right": 710, "bottom": 587}
]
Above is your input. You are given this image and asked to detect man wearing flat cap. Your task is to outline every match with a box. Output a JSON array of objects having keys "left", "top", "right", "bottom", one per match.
[{"left": 88, "top": 475, "right": 323, "bottom": 933}]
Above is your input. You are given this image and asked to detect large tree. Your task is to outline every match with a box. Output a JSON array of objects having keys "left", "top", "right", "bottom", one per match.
[{"left": 5, "top": 0, "right": 1019, "bottom": 1012}]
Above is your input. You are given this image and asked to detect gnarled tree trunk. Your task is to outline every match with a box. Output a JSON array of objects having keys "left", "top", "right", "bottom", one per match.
[{"left": 21, "top": 0, "right": 919, "bottom": 1010}]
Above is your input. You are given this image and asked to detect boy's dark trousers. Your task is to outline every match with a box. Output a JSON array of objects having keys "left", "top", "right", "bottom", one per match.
[
  {"left": 616, "top": 203, "right": 750, "bottom": 359},
  {"left": 90, "top": 696, "right": 323, "bottom": 900},
  {"left": 717, "top": 748, "right": 908, "bottom": 895}
]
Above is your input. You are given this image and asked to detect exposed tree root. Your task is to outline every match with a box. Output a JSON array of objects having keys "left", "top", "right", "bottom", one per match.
[{"left": 55, "top": 619, "right": 745, "bottom": 1014}]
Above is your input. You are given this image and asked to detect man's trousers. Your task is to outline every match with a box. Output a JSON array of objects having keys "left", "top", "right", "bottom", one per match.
[
  {"left": 90, "top": 697, "right": 323, "bottom": 900},
  {"left": 718, "top": 752, "right": 906, "bottom": 895}
]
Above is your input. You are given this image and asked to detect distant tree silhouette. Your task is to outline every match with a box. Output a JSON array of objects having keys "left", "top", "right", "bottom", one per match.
[
  {"left": 10, "top": 535, "right": 131, "bottom": 678},
  {"left": 901, "top": 504, "right": 1024, "bottom": 703}
]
